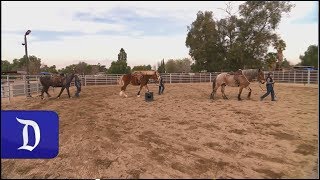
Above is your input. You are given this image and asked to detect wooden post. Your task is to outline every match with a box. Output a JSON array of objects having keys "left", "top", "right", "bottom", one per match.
[
  {"left": 7, "top": 75, "right": 11, "bottom": 102},
  {"left": 307, "top": 70, "right": 310, "bottom": 84}
]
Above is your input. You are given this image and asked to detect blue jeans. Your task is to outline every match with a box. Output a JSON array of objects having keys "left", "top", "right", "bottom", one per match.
[
  {"left": 158, "top": 84, "right": 165, "bottom": 94},
  {"left": 261, "top": 85, "right": 275, "bottom": 100}
]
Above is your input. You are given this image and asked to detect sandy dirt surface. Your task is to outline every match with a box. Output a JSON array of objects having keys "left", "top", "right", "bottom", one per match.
[{"left": 1, "top": 82, "right": 318, "bottom": 179}]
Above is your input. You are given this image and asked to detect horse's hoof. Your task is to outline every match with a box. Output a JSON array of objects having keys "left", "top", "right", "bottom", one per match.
[
  {"left": 124, "top": 95, "right": 128, "bottom": 98},
  {"left": 137, "top": 95, "right": 140, "bottom": 97},
  {"left": 238, "top": 98, "right": 242, "bottom": 101}
]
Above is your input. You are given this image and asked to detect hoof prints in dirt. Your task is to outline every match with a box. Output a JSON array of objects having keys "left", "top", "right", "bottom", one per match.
[
  {"left": 294, "top": 144, "right": 317, "bottom": 156},
  {"left": 127, "top": 169, "right": 146, "bottom": 179},
  {"left": 269, "top": 132, "right": 298, "bottom": 141},
  {"left": 245, "top": 151, "right": 285, "bottom": 164},
  {"left": 253, "top": 168, "right": 285, "bottom": 179}
]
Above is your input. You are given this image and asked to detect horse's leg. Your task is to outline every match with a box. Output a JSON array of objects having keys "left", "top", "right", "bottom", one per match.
[
  {"left": 120, "top": 83, "right": 129, "bottom": 98},
  {"left": 40, "top": 87, "right": 45, "bottom": 100},
  {"left": 137, "top": 85, "right": 143, "bottom": 97},
  {"left": 145, "top": 84, "right": 150, "bottom": 92},
  {"left": 238, "top": 86, "right": 244, "bottom": 101},
  {"left": 221, "top": 84, "right": 228, "bottom": 99},
  {"left": 66, "top": 87, "right": 72, "bottom": 98},
  {"left": 57, "top": 87, "right": 65, "bottom": 99},
  {"left": 246, "top": 86, "right": 252, "bottom": 99},
  {"left": 210, "top": 80, "right": 220, "bottom": 100},
  {"left": 45, "top": 86, "right": 51, "bottom": 98}
]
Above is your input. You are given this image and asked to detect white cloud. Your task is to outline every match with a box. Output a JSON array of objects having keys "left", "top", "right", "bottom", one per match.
[{"left": 1, "top": 1, "right": 318, "bottom": 69}]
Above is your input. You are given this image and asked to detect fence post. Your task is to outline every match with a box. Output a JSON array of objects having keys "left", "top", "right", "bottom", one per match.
[
  {"left": 200, "top": 73, "right": 201, "bottom": 83},
  {"left": 7, "top": 75, "right": 10, "bottom": 102},
  {"left": 95, "top": 76, "right": 97, "bottom": 85},
  {"left": 210, "top": 73, "right": 212, "bottom": 83},
  {"left": 294, "top": 71, "right": 296, "bottom": 83},
  {"left": 85, "top": 75, "right": 87, "bottom": 86},
  {"left": 282, "top": 71, "right": 284, "bottom": 82},
  {"left": 23, "top": 75, "right": 26, "bottom": 95},
  {"left": 307, "top": 70, "right": 310, "bottom": 84},
  {"left": 106, "top": 75, "right": 108, "bottom": 85},
  {"left": 170, "top": 74, "right": 172, "bottom": 84},
  {"left": 36, "top": 76, "right": 39, "bottom": 93}
]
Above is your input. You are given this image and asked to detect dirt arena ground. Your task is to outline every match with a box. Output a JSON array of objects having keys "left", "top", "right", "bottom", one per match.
[{"left": 1, "top": 82, "right": 318, "bottom": 179}]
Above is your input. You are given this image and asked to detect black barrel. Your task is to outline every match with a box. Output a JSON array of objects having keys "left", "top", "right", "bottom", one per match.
[{"left": 145, "top": 92, "right": 154, "bottom": 102}]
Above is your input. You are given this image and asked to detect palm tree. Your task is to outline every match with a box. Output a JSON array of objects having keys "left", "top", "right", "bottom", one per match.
[
  {"left": 273, "top": 39, "right": 286, "bottom": 69},
  {"left": 264, "top": 52, "right": 277, "bottom": 71}
]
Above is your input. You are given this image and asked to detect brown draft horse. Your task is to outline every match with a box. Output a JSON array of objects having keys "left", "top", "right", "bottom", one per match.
[
  {"left": 118, "top": 70, "right": 160, "bottom": 97},
  {"left": 39, "top": 73, "right": 76, "bottom": 99},
  {"left": 210, "top": 69, "right": 265, "bottom": 100}
]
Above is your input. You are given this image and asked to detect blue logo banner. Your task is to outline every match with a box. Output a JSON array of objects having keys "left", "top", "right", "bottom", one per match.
[{"left": 1, "top": 110, "right": 59, "bottom": 159}]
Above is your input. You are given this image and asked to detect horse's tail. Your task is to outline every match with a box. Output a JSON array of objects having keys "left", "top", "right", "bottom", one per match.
[
  {"left": 118, "top": 75, "right": 124, "bottom": 86},
  {"left": 212, "top": 76, "right": 217, "bottom": 90}
]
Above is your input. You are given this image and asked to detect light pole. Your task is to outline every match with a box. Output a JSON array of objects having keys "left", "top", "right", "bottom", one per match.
[{"left": 22, "top": 30, "right": 32, "bottom": 97}]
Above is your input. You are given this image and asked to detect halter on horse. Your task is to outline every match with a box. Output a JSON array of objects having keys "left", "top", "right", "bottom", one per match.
[
  {"left": 118, "top": 70, "right": 160, "bottom": 98},
  {"left": 210, "top": 69, "right": 265, "bottom": 100}
]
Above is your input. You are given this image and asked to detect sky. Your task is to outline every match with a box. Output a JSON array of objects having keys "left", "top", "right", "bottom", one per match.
[{"left": 1, "top": 1, "right": 319, "bottom": 69}]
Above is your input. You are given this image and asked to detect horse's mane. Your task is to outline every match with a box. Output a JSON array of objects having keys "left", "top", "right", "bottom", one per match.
[{"left": 241, "top": 69, "right": 260, "bottom": 82}]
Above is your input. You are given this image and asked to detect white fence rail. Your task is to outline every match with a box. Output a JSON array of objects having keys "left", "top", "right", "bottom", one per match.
[{"left": 1, "top": 70, "right": 318, "bottom": 101}]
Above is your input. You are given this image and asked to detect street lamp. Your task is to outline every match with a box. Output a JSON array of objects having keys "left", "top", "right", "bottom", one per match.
[{"left": 22, "top": 30, "right": 32, "bottom": 97}]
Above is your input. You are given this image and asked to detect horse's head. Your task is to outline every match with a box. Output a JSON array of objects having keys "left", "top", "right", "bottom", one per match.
[{"left": 257, "top": 68, "right": 265, "bottom": 84}]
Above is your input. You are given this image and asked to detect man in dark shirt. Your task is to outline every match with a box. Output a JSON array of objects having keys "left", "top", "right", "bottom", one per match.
[
  {"left": 260, "top": 72, "right": 276, "bottom": 101},
  {"left": 158, "top": 75, "right": 165, "bottom": 95},
  {"left": 74, "top": 75, "right": 81, "bottom": 97}
]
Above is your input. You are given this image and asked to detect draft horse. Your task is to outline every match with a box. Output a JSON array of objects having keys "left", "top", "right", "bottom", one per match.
[
  {"left": 210, "top": 69, "right": 265, "bottom": 101},
  {"left": 39, "top": 73, "right": 77, "bottom": 99},
  {"left": 118, "top": 70, "right": 160, "bottom": 97}
]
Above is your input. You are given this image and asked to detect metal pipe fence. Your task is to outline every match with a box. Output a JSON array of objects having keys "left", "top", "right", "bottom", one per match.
[{"left": 1, "top": 70, "right": 318, "bottom": 101}]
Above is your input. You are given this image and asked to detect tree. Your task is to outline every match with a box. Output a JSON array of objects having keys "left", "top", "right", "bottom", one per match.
[
  {"left": 97, "top": 63, "right": 107, "bottom": 72},
  {"left": 157, "top": 59, "right": 166, "bottom": 73},
  {"left": 40, "top": 64, "right": 58, "bottom": 74},
  {"left": 281, "top": 58, "right": 291, "bottom": 69},
  {"left": 176, "top": 58, "right": 192, "bottom": 73},
  {"left": 273, "top": 39, "right": 286, "bottom": 68},
  {"left": 107, "top": 60, "right": 131, "bottom": 74},
  {"left": 164, "top": 58, "right": 192, "bottom": 73},
  {"left": 299, "top": 45, "right": 318, "bottom": 68},
  {"left": 1, "top": 60, "right": 12, "bottom": 72},
  {"left": 264, "top": 52, "right": 277, "bottom": 71},
  {"left": 6, "top": 55, "right": 42, "bottom": 74},
  {"left": 118, "top": 48, "right": 127, "bottom": 61},
  {"left": 165, "top": 59, "right": 176, "bottom": 73},
  {"left": 59, "top": 64, "right": 77, "bottom": 74},
  {"left": 132, "top": 65, "right": 152, "bottom": 71},
  {"left": 186, "top": 1, "right": 294, "bottom": 72},
  {"left": 186, "top": 11, "right": 221, "bottom": 72}
]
